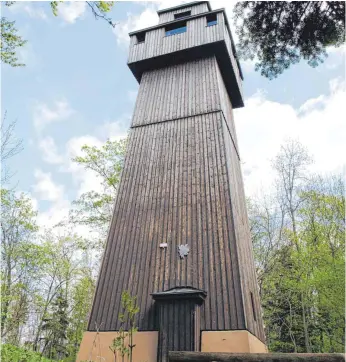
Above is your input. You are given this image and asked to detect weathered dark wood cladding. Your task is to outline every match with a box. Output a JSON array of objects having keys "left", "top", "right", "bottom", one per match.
[
  {"left": 128, "top": 11, "right": 243, "bottom": 109},
  {"left": 128, "top": 13, "right": 224, "bottom": 63},
  {"left": 131, "top": 11, "right": 242, "bottom": 89},
  {"left": 89, "top": 53, "right": 265, "bottom": 343},
  {"left": 131, "top": 57, "right": 221, "bottom": 127},
  {"left": 158, "top": 3, "right": 209, "bottom": 24},
  {"left": 215, "top": 59, "right": 239, "bottom": 155},
  {"left": 222, "top": 118, "right": 265, "bottom": 342},
  {"left": 89, "top": 110, "right": 250, "bottom": 333},
  {"left": 157, "top": 300, "right": 201, "bottom": 362},
  {"left": 131, "top": 56, "right": 239, "bottom": 152}
]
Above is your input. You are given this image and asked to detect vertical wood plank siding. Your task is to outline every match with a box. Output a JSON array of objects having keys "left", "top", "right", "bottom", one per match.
[
  {"left": 221, "top": 117, "right": 266, "bottom": 342},
  {"left": 88, "top": 54, "right": 265, "bottom": 343},
  {"left": 128, "top": 13, "right": 224, "bottom": 64},
  {"left": 222, "top": 21, "right": 243, "bottom": 100},
  {"left": 131, "top": 57, "right": 221, "bottom": 127},
  {"left": 128, "top": 13, "right": 242, "bottom": 101},
  {"left": 158, "top": 3, "right": 209, "bottom": 24},
  {"left": 215, "top": 60, "right": 240, "bottom": 156},
  {"left": 157, "top": 301, "right": 201, "bottom": 362},
  {"left": 89, "top": 111, "right": 246, "bottom": 332}
]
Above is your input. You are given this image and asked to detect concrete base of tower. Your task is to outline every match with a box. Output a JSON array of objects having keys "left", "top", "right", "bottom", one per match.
[
  {"left": 76, "top": 331, "right": 158, "bottom": 362},
  {"left": 201, "top": 330, "right": 268, "bottom": 353}
]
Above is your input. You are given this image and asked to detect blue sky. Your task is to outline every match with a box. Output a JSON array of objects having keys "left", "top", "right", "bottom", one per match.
[{"left": 2, "top": 1, "right": 345, "bottom": 232}]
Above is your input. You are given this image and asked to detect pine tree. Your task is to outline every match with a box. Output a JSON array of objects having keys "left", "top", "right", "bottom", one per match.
[{"left": 41, "top": 291, "right": 69, "bottom": 360}]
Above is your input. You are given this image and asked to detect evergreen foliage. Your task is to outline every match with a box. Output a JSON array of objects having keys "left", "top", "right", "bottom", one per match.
[{"left": 234, "top": 2, "right": 345, "bottom": 78}]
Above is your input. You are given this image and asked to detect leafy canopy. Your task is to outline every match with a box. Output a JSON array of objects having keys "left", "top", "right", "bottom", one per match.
[
  {"left": 1, "top": 2, "right": 27, "bottom": 67},
  {"left": 234, "top": 2, "right": 345, "bottom": 79},
  {"left": 69, "top": 138, "right": 127, "bottom": 238}
]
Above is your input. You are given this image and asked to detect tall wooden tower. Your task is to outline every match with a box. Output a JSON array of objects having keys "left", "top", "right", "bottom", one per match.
[{"left": 78, "top": 2, "right": 266, "bottom": 361}]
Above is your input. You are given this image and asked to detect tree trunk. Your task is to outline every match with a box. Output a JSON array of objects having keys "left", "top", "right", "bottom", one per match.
[
  {"left": 1, "top": 261, "right": 12, "bottom": 337},
  {"left": 301, "top": 293, "right": 311, "bottom": 352},
  {"left": 33, "top": 279, "right": 55, "bottom": 351}
]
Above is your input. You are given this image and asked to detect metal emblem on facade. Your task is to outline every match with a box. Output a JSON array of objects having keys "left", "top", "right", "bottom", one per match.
[{"left": 178, "top": 244, "right": 190, "bottom": 259}]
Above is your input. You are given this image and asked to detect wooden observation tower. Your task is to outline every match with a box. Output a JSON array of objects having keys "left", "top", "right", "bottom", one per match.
[{"left": 78, "top": 2, "right": 267, "bottom": 361}]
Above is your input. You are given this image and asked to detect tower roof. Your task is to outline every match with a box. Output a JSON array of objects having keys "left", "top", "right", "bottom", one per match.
[{"left": 157, "top": 1, "right": 211, "bottom": 15}]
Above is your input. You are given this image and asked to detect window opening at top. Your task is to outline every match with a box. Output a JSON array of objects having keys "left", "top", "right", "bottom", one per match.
[
  {"left": 165, "top": 21, "right": 187, "bottom": 36},
  {"left": 206, "top": 13, "right": 217, "bottom": 26},
  {"left": 136, "top": 32, "right": 146, "bottom": 44},
  {"left": 174, "top": 10, "right": 191, "bottom": 20}
]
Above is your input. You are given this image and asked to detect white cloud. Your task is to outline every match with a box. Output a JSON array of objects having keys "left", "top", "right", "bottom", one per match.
[
  {"left": 29, "top": 194, "right": 39, "bottom": 212},
  {"left": 234, "top": 77, "right": 346, "bottom": 197},
  {"left": 17, "top": 43, "right": 40, "bottom": 68},
  {"left": 297, "top": 95, "right": 326, "bottom": 115},
  {"left": 97, "top": 114, "right": 131, "bottom": 141},
  {"left": 15, "top": 191, "right": 39, "bottom": 212},
  {"left": 114, "top": 7, "right": 158, "bottom": 46},
  {"left": 57, "top": 1, "right": 87, "bottom": 24},
  {"left": 8, "top": 2, "right": 48, "bottom": 20},
  {"left": 33, "top": 99, "right": 75, "bottom": 132},
  {"left": 36, "top": 112, "right": 130, "bottom": 202},
  {"left": 31, "top": 169, "right": 72, "bottom": 231},
  {"left": 32, "top": 169, "right": 65, "bottom": 202},
  {"left": 326, "top": 44, "right": 345, "bottom": 55},
  {"left": 58, "top": 119, "right": 129, "bottom": 199},
  {"left": 63, "top": 135, "right": 105, "bottom": 197},
  {"left": 323, "top": 44, "right": 346, "bottom": 70},
  {"left": 38, "top": 136, "right": 64, "bottom": 164},
  {"left": 23, "top": 4, "right": 48, "bottom": 20},
  {"left": 36, "top": 199, "right": 70, "bottom": 229}
]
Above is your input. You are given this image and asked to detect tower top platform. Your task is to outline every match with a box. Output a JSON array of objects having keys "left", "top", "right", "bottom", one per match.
[
  {"left": 127, "top": 2, "right": 244, "bottom": 108},
  {"left": 157, "top": 1, "right": 212, "bottom": 15}
]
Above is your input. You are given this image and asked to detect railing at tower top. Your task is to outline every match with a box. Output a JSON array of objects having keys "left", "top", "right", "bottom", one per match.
[{"left": 168, "top": 351, "right": 346, "bottom": 362}]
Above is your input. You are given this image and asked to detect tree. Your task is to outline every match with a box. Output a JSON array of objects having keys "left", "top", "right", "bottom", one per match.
[
  {"left": 31, "top": 231, "right": 86, "bottom": 352},
  {"left": 249, "top": 140, "right": 345, "bottom": 353},
  {"left": 272, "top": 140, "right": 313, "bottom": 352},
  {"left": 41, "top": 291, "right": 69, "bottom": 360},
  {"left": 1, "top": 189, "right": 38, "bottom": 342},
  {"left": 109, "top": 291, "right": 139, "bottom": 362},
  {"left": 296, "top": 176, "right": 345, "bottom": 352},
  {"left": 1, "top": 2, "right": 27, "bottom": 67},
  {"left": 1, "top": 112, "right": 23, "bottom": 183},
  {"left": 51, "top": 1, "right": 116, "bottom": 26},
  {"left": 272, "top": 139, "right": 312, "bottom": 250},
  {"left": 69, "top": 138, "right": 127, "bottom": 239},
  {"left": 247, "top": 194, "right": 286, "bottom": 297},
  {"left": 66, "top": 272, "right": 95, "bottom": 361},
  {"left": 1, "top": 1, "right": 116, "bottom": 67},
  {"left": 234, "top": 2, "right": 345, "bottom": 79}
]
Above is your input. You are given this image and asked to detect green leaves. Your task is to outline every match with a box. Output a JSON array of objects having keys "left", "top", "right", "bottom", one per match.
[
  {"left": 86, "top": 2, "right": 117, "bottom": 27},
  {"left": 1, "top": 344, "right": 53, "bottom": 362},
  {"left": 96, "top": 1, "right": 115, "bottom": 13},
  {"left": 109, "top": 291, "right": 139, "bottom": 362},
  {"left": 69, "top": 138, "right": 127, "bottom": 239},
  {"left": 50, "top": 1, "right": 62, "bottom": 16},
  {"left": 250, "top": 149, "right": 344, "bottom": 353},
  {"left": 234, "top": 2, "right": 345, "bottom": 78},
  {"left": 0, "top": 15, "right": 27, "bottom": 67}
]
